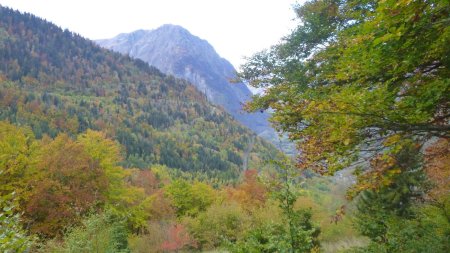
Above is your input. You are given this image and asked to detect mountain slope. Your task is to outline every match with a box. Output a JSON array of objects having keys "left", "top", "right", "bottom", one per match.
[
  {"left": 0, "top": 6, "right": 280, "bottom": 179},
  {"left": 96, "top": 25, "right": 273, "bottom": 135}
]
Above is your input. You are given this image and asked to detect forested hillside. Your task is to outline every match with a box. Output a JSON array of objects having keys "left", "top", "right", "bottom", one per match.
[
  {"left": 2, "top": 120, "right": 362, "bottom": 252},
  {"left": 97, "top": 25, "right": 273, "bottom": 136},
  {"left": 0, "top": 6, "right": 279, "bottom": 180},
  {"left": 97, "top": 25, "right": 296, "bottom": 155},
  {"left": 0, "top": 1, "right": 449, "bottom": 252}
]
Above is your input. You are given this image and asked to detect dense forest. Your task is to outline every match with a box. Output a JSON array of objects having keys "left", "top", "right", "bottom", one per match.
[
  {"left": 1, "top": 0, "right": 449, "bottom": 252},
  {"left": 0, "top": 6, "right": 280, "bottom": 181},
  {"left": 2, "top": 121, "right": 355, "bottom": 252}
]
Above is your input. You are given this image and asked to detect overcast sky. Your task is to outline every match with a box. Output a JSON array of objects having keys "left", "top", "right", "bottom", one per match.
[{"left": 0, "top": 0, "right": 302, "bottom": 69}]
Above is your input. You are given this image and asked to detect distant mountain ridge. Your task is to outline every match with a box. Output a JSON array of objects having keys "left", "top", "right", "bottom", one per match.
[{"left": 97, "top": 24, "right": 273, "bottom": 135}]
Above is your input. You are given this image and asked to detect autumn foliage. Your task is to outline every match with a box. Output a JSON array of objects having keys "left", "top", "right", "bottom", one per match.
[
  {"left": 225, "top": 169, "right": 267, "bottom": 209},
  {"left": 160, "top": 224, "right": 196, "bottom": 251},
  {"left": 424, "top": 138, "right": 450, "bottom": 204},
  {"left": 24, "top": 134, "right": 109, "bottom": 237}
]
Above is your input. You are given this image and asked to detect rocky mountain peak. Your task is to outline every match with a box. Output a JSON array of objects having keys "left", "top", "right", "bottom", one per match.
[{"left": 97, "top": 25, "right": 289, "bottom": 147}]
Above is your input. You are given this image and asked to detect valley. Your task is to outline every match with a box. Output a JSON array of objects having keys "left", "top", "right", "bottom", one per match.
[{"left": 0, "top": 1, "right": 449, "bottom": 253}]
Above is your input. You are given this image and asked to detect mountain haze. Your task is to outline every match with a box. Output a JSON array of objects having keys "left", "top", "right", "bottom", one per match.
[{"left": 97, "top": 25, "right": 273, "bottom": 135}]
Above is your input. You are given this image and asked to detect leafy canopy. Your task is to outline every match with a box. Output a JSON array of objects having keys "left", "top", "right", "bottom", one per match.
[{"left": 240, "top": 0, "right": 449, "bottom": 184}]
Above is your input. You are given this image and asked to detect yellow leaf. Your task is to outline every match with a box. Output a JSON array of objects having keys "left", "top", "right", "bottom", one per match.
[{"left": 343, "top": 138, "right": 350, "bottom": 146}]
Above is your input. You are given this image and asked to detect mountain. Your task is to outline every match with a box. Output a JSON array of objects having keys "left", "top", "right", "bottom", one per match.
[
  {"left": 96, "top": 24, "right": 273, "bottom": 136},
  {"left": 0, "top": 6, "right": 280, "bottom": 179}
]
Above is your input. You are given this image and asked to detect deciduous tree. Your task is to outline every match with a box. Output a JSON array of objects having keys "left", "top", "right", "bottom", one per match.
[
  {"left": 240, "top": 0, "right": 449, "bottom": 182},
  {"left": 0, "top": 121, "right": 39, "bottom": 204},
  {"left": 165, "top": 180, "right": 216, "bottom": 217},
  {"left": 24, "top": 134, "right": 108, "bottom": 237}
]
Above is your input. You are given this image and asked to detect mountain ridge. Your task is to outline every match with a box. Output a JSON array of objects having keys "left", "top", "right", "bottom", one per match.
[{"left": 97, "top": 24, "right": 274, "bottom": 135}]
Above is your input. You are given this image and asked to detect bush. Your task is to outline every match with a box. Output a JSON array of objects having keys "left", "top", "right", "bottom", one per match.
[
  {"left": 185, "top": 202, "right": 250, "bottom": 249},
  {"left": 129, "top": 221, "right": 196, "bottom": 253},
  {"left": 229, "top": 208, "right": 320, "bottom": 253},
  {"left": 43, "top": 211, "right": 130, "bottom": 253},
  {"left": 349, "top": 205, "right": 450, "bottom": 253},
  {"left": 0, "top": 193, "right": 35, "bottom": 253}
]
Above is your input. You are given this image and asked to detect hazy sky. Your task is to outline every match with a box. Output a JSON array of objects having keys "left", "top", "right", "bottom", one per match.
[{"left": 0, "top": 0, "right": 301, "bottom": 69}]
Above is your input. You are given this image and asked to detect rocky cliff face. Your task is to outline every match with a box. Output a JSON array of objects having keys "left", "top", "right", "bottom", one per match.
[{"left": 96, "top": 24, "right": 272, "bottom": 135}]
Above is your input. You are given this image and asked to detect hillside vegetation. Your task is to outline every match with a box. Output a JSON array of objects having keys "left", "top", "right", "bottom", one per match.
[
  {"left": 1, "top": 0, "right": 449, "bottom": 252},
  {"left": 0, "top": 6, "right": 279, "bottom": 180},
  {"left": 97, "top": 25, "right": 269, "bottom": 134}
]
